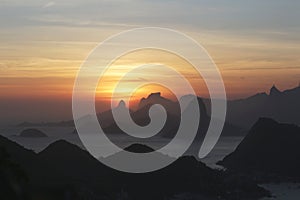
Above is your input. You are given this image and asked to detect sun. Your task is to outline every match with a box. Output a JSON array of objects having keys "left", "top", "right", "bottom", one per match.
[{"left": 95, "top": 49, "right": 207, "bottom": 111}]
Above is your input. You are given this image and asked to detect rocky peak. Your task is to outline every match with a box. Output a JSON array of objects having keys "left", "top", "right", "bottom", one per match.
[
  {"left": 269, "top": 85, "right": 281, "bottom": 96},
  {"left": 117, "top": 100, "right": 126, "bottom": 108},
  {"left": 147, "top": 92, "right": 161, "bottom": 99}
]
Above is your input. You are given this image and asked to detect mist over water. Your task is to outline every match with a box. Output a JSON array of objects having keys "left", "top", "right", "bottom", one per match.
[{"left": 0, "top": 125, "right": 240, "bottom": 167}]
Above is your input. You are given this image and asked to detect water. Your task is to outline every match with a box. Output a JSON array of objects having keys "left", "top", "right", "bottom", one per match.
[
  {"left": 0, "top": 125, "right": 242, "bottom": 166},
  {"left": 261, "top": 183, "right": 300, "bottom": 200},
  {"left": 0, "top": 126, "right": 82, "bottom": 152}
]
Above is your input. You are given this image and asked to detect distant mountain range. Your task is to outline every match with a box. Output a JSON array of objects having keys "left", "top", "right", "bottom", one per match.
[
  {"left": 0, "top": 135, "right": 269, "bottom": 200},
  {"left": 18, "top": 85, "right": 300, "bottom": 137},
  {"left": 225, "top": 85, "right": 300, "bottom": 129}
]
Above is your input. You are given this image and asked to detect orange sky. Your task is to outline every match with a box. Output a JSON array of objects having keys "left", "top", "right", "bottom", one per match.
[
  {"left": 1, "top": 31, "right": 299, "bottom": 104},
  {"left": 1, "top": 2, "right": 300, "bottom": 124},
  {"left": 95, "top": 49, "right": 207, "bottom": 107}
]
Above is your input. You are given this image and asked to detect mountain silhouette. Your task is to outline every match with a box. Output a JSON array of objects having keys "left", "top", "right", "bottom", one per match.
[
  {"left": 71, "top": 93, "right": 244, "bottom": 155},
  {"left": 101, "top": 93, "right": 182, "bottom": 151},
  {"left": 138, "top": 92, "right": 180, "bottom": 116},
  {"left": 18, "top": 120, "right": 74, "bottom": 127},
  {"left": 0, "top": 135, "right": 269, "bottom": 199},
  {"left": 269, "top": 85, "right": 281, "bottom": 96},
  {"left": 0, "top": 135, "right": 37, "bottom": 167},
  {"left": 38, "top": 140, "right": 114, "bottom": 183},
  {"left": 0, "top": 146, "right": 29, "bottom": 199},
  {"left": 218, "top": 118, "right": 300, "bottom": 180},
  {"left": 105, "top": 93, "right": 243, "bottom": 137},
  {"left": 18, "top": 85, "right": 300, "bottom": 133},
  {"left": 0, "top": 135, "right": 56, "bottom": 188},
  {"left": 19, "top": 128, "right": 47, "bottom": 138},
  {"left": 18, "top": 92, "right": 245, "bottom": 138},
  {"left": 98, "top": 99, "right": 133, "bottom": 128},
  {"left": 104, "top": 92, "right": 180, "bottom": 131},
  {"left": 124, "top": 143, "right": 155, "bottom": 153},
  {"left": 223, "top": 85, "right": 300, "bottom": 129}
]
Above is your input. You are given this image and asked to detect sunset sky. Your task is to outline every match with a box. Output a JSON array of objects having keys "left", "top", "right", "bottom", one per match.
[{"left": 1, "top": 0, "right": 300, "bottom": 124}]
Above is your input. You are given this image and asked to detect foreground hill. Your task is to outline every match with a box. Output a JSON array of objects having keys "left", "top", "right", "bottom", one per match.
[
  {"left": 218, "top": 118, "right": 300, "bottom": 181},
  {"left": 0, "top": 135, "right": 269, "bottom": 200}
]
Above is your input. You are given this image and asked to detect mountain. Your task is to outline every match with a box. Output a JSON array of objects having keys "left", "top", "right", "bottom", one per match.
[
  {"left": 159, "top": 96, "right": 210, "bottom": 156},
  {"left": 104, "top": 93, "right": 244, "bottom": 139},
  {"left": 18, "top": 120, "right": 74, "bottom": 127},
  {"left": 138, "top": 92, "right": 180, "bottom": 116},
  {"left": 0, "top": 146, "right": 29, "bottom": 199},
  {"left": 18, "top": 92, "right": 245, "bottom": 137},
  {"left": 103, "top": 93, "right": 181, "bottom": 139},
  {"left": 0, "top": 134, "right": 56, "bottom": 192},
  {"left": 0, "top": 135, "right": 115, "bottom": 199},
  {"left": 224, "top": 85, "right": 300, "bottom": 129},
  {"left": 269, "top": 85, "right": 281, "bottom": 96},
  {"left": 19, "top": 128, "right": 47, "bottom": 138},
  {"left": 0, "top": 135, "right": 269, "bottom": 199},
  {"left": 0, "top": 135, "right": 37, "bottom": 169},
  {"left": 97, "top": 100, "right": 134, "bottom": 128},
  {"left": 17, "top": 85, "right": 300, "bottom": 132},
  {"left": 17, "top": 101, "right": 131, "bottom": 129},
  {"left": 218, "top": 118, "right": 300, "bottom": 180},
  {"left": 38, "top": 140, "right": 114, "bottom": 185},
  {"left": 124, "top": 143, "right": 155, "bottom": 153},
  {"left": 72, "top": 93, "right": 245, "bottom": 158},
  {"left": 111, "top": 155, "right": 269, "bottom": 200}
]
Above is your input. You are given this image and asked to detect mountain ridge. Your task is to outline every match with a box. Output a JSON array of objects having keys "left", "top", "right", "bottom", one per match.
[
  {"left": 0, "top": 135, "right": 270, "bottom": 199},
  {"left": 218, "top": 118, "right": 300, "bottom": 181}
]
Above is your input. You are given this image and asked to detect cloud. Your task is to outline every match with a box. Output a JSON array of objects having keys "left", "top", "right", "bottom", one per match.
[
  {"left": 43, "top": 1, "right": 56, "bottom": 8},
  {"left": 28, "top": 15, "right": 140, "bottom": 28},
  {"left": 1, "top": 0, "right": 299, "bottom": 32}
]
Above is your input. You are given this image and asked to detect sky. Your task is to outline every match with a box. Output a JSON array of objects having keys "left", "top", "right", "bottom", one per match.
[{"left": 0, "top": 0, "right": 300, "bottom": 124}]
